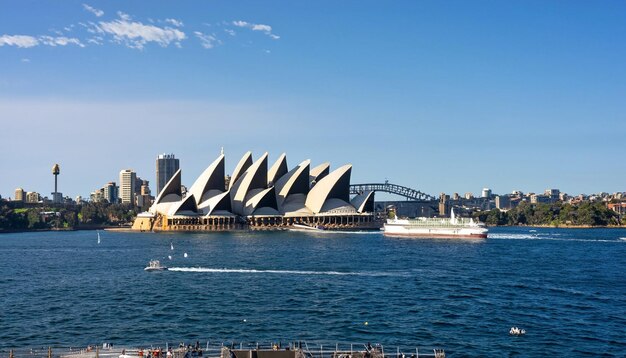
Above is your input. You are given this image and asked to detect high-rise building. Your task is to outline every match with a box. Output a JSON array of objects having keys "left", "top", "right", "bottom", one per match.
[
  {"left": 482, "top": 188, "right": 492, "bottom": 198},
  {"left": 140, "top": 180, "right": 151, "bottom": 196},
  {"left": 137, "top": 180, "right": 154, "bottom": 211},
  {"left": 90, "top": 189, "right": 104, "bottom": 203},
  {"left": 119, "top": 169, "right": 137, "bottom": 205},
  {"left": 14, "top": 188, "right": 25, "bottom": 202},
  {"left": 156, "top": 153, "right": 180, "bottom": 196},
  {"left": 25, "top": 191, "right": 40, "bottom": 203},
  {"left": 103, "top": 182, "right": 119, "bottom": 204}
]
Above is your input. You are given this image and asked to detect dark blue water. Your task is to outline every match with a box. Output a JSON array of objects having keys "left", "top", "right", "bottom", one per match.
[{"left": 1, "top": 227, "right": 625, "bottom": 356}]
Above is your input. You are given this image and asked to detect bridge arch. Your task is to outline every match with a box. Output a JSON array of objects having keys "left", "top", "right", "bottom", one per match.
[{"left": 349, "top": 182, "right": 436, "bottom": 201}]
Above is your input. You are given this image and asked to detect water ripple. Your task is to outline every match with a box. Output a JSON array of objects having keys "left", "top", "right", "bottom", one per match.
[{"left": 0, "top": 227, "right": 625, "bottom": 356}]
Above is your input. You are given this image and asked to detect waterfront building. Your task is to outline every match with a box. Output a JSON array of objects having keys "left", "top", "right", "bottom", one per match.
[
  {"left": 103, "top": 182, "right": 119, "bottom": 204},
  {"left": 25, "top": 191, "right": 40, "bottom": 203},
  {"left": 14, "top": 188, "right": 25, "bottom": 202},
  {"left": 133, "top": 151, "right": 377, "bottom": 232},
  {"left": 481, "top": 188, "right": 492, "bottom": 198},
  {"left": 119, "top": 169, "right": 136, "bottom": 205},
  {"left": 140, "top": 180, "right": 151, "bottom": 196},
  {"left": 156, "top": 153, "right": 180, "bottom": 196},
  {"left": 496, "top": 195, "right": 511, "bottom": 210},
  {"left": 530, "top": 194, "right": 550, "bottom": 204},
  {"left": 464, "top": 192, "right": 474, "bottom": 200},
  {"left": 137, "top": 180, "right": 154, "bottom": 211},
  {"left": 90, "top": 188, "right": 104, "bottom": 202},
  {"left": 438, "top": 193, "right": 449, "bottom": 217},
  {"left": 608, "top": 202, "right": 626, "bottom": 216},
  {"left": 545, "top": 189, "right": 560, "bottom": 202}
]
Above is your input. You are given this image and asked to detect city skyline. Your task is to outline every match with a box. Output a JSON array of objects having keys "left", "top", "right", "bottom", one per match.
[{"left": 1, "top": 1, "right": 625, "bottom": 199}]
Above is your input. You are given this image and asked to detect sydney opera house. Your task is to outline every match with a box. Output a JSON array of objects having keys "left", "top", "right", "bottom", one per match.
[{"left": 132, "top": 152, "right": 377, "bottom": 232}]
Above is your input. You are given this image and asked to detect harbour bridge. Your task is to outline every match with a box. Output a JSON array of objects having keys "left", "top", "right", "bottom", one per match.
[{"left": 350, "top": 182, "right": 437, "bottom": 201}]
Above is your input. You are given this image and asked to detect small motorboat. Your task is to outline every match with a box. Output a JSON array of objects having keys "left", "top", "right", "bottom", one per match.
[
  {"left": 509, "top": 326, "right": 526, "bottom": 336},
  {"left": 289, "top": 223, "right": 327, "bottom": 232},
  {"left": 145, "top": 260, "right": 168, "bottom": 271}
]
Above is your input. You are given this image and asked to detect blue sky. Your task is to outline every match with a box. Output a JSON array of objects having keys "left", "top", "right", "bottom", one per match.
[{"left": 1, "top": 1, "right": 625, "bottom": 200}]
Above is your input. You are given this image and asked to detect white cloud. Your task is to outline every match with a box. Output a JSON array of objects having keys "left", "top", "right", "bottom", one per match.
[
  {"left": 194, "top": 31, "right": 219, "bottom": 49},
  {"left": 232, "top": 20, "right": 280, "bottom": 40},
  {"left": 87, "top": 36, "right": 104, "bottom": 45},
  {"left": 21, "top": 58, "right": 31, "bottom": 63},
  {"left": 233, "top": 20, "right": 249, "bottom": 27},
  {"left": 224, "top": 29, "right": 236, "bottom": 36},
  {"left": 117, "top": 11, "right": 132, "bottom": 21},
  {"left": 165, "top": 18, "right": 184, "bottom": 27},
  {"left": 96, "top": 13, "right": 186, "bottom": 49},
  {"left": 0, "top": 35, "right": 39, "bottom": 48},
  {"left": 40, "top": 36, "right": 85, "bottom": 48},
  {"left": 251, "top": 24, "right": 271, "bottom": 32},
  {"left": 82, "top": 4, "right": 104, "bottom": 17},
  {"left": 0, "top": 34, "right": 84, "bottom": 48}
]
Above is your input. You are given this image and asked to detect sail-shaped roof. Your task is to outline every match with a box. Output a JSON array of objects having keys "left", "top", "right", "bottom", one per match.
[
  {"left": 231, "top": 152, "right": 269, "bottom": 215},
  {"left": 188, "top": 154, "right": 225, "bottom": 205},
  {"left": 274, "top": 159, "right": 310, "bottom": 208},
  {"left": 229, "top": 151, "right": 253, "bottom": 190},
  {"left": 267, "top": 153, "right": 288, "bottom": 186},
  {"left": 350, "top": 190, "right": 375, "bottom": 213},
  {"left": 309, "top": 162, "right": 330, "bottom": 187},
  {"left": 150, "top": 169, "right": 183, "bottom": 214},
  {"left": 305, "top": 164, "right": 352, "bottom": 214}
]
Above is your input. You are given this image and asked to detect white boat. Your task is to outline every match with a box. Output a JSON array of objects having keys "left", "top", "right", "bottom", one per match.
[
  {"left": 383, "top": 209, "right": 488, "bottom": 239},
  {"left": 144, "top": 260, "right": 168, "bottom": 271},
  {"left": 288, "top": 223, "right": 327, "bottom": 232}
]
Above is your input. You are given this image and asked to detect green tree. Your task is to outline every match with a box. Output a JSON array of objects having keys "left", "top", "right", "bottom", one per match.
[{"left": 27, "top": 209, "right": 45, "bottom": 229}]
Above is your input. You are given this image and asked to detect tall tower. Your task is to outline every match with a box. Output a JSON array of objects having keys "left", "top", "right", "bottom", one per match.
[
  {"left": 51, "top": 164, "right": 62, "bottom": 204},
  {"left": 156, "top": 153, "right": 180, "bottom": 196},
  {"left": 119, "top": 169, "right": 137, "bottom": 205}
]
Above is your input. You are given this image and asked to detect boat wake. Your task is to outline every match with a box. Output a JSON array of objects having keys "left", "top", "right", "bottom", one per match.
[
  {"left": 167, "top": 267, "right": 407, "bottom": 277},
  {"left": 489, "top": 233, "right": 625, "bottom": 243}
]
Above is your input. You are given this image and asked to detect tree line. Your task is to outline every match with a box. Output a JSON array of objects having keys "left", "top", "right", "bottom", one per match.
[
  {"left": 0, "top": 201, "right": 138, "bottom": 231},
  {"left": 472, "top": 201, "right": 623, "bottom": 227}
]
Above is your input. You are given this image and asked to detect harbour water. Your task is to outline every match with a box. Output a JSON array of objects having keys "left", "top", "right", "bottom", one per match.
[{"left": 1, "top": 227, "right": 625, "bottom": 356}]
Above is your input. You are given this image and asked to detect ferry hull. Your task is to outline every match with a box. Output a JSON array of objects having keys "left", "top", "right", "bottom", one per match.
[{"left": 383, "top": 230, "right": 487, "bottom": 239}]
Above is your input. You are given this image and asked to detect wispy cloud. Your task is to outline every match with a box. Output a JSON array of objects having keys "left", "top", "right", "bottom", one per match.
[
  {"left": 95, "top": 12, "right": 186, "bottom": 49},
  {"left": 232, "top": 20, "right": 280, "bottom": 40},
  {"left": 165, "top": 18, "right": 184, "bottom": 27},
  {"left": 0, "top": 34, "right": 83, "bottom": 48},
  {"left": 87, "top": 36, "right": 104, "bottom": 45},
  {"left": 21, "top": 58, "right": 30, "bottom": 63},
  {"left": 40, "top": 36, "right": 85, "bottom": 48},
  {"left": 83, "top": 3, "right": 104, "bottom": 17},
  {"left": 0, "top": 7, "right": 282, "bottom": 51},
  {"left": 0, "top": 35, "right": 39, "bottom": 48},
  {"left": 194, "top": 31, "right": 219, "bottom": 49}
]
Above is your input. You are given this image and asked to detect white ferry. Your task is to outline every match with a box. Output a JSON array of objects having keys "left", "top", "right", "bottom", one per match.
[{"left": 383, "top": 209, "right": 488, "bottom": 239}]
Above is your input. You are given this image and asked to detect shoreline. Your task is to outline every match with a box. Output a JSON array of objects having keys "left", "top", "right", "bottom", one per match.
[
  {"left": 2, "top": 224, "right": 625, "bottom": 234},
  {"left": 487, "top": 224, "right": 625, "bottom": 229},
  {"left": 0, "top": 225, "right": 129, "bottom": 234}
]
